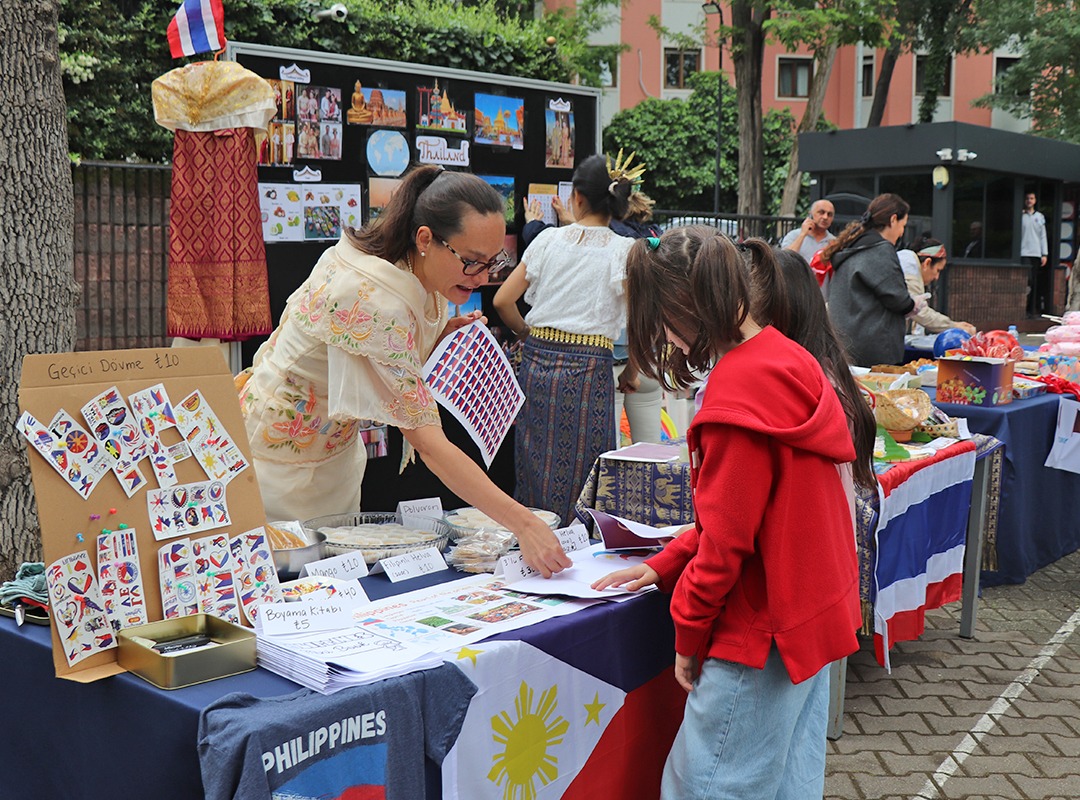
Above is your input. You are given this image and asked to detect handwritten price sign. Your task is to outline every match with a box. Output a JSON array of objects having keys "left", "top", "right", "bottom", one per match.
[
  {"left": 301, "top": 551, "right": 370, "bottom": 581},
  {"left": 380, "top": 547, "right": 448, "bottom": 583}
]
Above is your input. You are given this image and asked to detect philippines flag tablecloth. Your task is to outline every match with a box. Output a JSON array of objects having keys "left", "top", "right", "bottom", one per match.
[
  {"left": 873, "top": 440, "right": 977, "bottom": 670},
  {"left": 441, "top": 594, "right": 686, "bottom": 799}
]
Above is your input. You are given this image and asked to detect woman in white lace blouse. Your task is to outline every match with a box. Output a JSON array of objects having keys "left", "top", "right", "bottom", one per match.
[{"left": 494, "top": 154, "right": 635, "bottom": 526}]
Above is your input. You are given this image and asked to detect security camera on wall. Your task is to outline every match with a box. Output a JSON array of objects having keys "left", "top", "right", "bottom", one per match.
[{"left": 313, "top": 3, "right": 348, "bottom": 22}]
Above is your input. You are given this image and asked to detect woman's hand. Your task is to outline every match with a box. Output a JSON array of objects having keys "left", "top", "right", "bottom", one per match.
[
  {"left": 515, "top": 514, "right": 572, "bottom": 577},
  {"left": 553, "top": 196, "right": 575, "bottom": 225},
  {"left": 957, "top": 321, "right": 976, "bottom": 335},
  {"left": 673, "top": 653, "right": 700, "bottom": 692},
  {"left": 616, "top": 365, "right": 640, "bottom": 394},
  {"left": 524, "top": 198, "right": 544, "bottom": 224},
  {"left": 438, "top": 310, "right": 486, "bottom": 344},
  {"left": 591, "top": 563, "right": 659, "bottom": 592}
]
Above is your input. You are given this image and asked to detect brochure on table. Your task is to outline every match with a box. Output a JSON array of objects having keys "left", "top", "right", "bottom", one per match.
[{"left": 18, "top": 347, "right": 270, "bottom": 683}]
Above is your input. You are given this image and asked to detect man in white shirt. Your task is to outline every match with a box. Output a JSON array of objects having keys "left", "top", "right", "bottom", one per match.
[
  {"left": 780, "top": 199, "right": 836, "bottom": 297},
  {"left": 1021, "top": 191, "right": 1049, "bottom": 314}
]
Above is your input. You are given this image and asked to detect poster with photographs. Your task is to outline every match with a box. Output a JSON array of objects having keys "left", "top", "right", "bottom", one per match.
[
  {"left": 256, "top": 79, "right": 297, "bottom": 167},
  {"left": 303, "top": 184, "right": 362, "bottom": 240},
  {"left": 258, "top": 183, "right": 361, "bottom": 243},
  {"left": 474, "top": 93, "right": 524, "bottom": 150},
  {"left": 345, "top": 80, "right": 407, "bottom": 128},
  {"left": 368, "top": 177, "right": 404, "bottom": 223},
  {"left": 477, "top": 175, "right": 515, "bottom": 227},
  {"left": 417, "top": 79, "right": 469, "bottom": 135},
  {"left": 545, "top": 98, "right": 575, "bottom": 168},
  {"left": 296, "top": 85, "right": 342, "bottom": 160}
]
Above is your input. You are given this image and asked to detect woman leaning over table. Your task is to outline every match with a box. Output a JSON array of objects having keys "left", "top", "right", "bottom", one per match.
[
  {"left": 237, "top": 165, "right": 570, "bottom": 576},
  {"left": 494, "top": 153, "right": 637, "bottom": 526},
  {"left": 899, "top": 236, "right": 977, "bottom": 335}
]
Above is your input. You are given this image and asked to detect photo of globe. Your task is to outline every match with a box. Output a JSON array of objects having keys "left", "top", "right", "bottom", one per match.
[{"left": 367, "top": 130, "right": 410, "bottom": 178}]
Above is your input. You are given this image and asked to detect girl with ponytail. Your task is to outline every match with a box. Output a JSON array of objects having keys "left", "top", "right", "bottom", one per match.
[
  {"left": 595, "top": 227, "right": 861, "bottom": 798},
  {"left": 239, "top": 165, "right": 570, "bottom": 577}
]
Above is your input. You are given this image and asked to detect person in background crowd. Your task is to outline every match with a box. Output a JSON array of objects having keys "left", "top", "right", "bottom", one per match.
[
  {"left": 238, "top": 165, "right": 570, "bottom": 576},
  {"left": 594, "top": 229, "right": 860, "bottom": 799},
  {"left": 780, "top": 199, "right": 836, "bottom": 265},
  {"left": 962, "top": 220, "right": 983, "bottom": 258},
  {"left": 897, "top": 236, "right": 976, "bottom": 335},
  {"left": 494, "top": 153, "right": 636, "bottom": 526},
  {"left": 821, "top": 193, "right": 924, "bottom": 367},
  {"left": 1021, "top": 191, "right": 1049, "bottom": 315}
]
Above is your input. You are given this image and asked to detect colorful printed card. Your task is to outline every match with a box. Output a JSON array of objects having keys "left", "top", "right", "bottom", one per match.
[
  {"left": 128, "top": 383, "right": 179, "bottom": 489},
  {"left": 146, "top": 479, "right": 231, "bottom": 541},
  {"left": 230, "top": 527, "right": 283, "bottom": 623},
  {"left": 191, "top": 533, "right": 242, "bottom": 624},
  {"left": 46, "top": 550, "right": 116, "bottom": 666},
  {"left": 17, "top": 410, "right": 105, "bottom": 499},
  {"left": 173, "top": 390, "right": 250, "bottom": 485},
  {"left": 97, "top": 529, "right": 148, "bottom": 630},
  {"left": 80, "top": 386, "right": 149, "bottom": 497},
  {"left": 422, "top": 321, "right": 524, "bottom": 467},
  {"left": 158, "top": 539, "right": 200, "bottom": 619}
]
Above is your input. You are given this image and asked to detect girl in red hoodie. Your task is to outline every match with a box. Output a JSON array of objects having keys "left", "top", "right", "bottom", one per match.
[{"left": 594, "top": 228, "right": 861, "bottom": 799}]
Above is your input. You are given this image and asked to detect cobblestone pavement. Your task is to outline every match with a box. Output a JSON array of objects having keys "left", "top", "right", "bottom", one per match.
[{"left": 826, "top": 547, "right": 1080, "bottom": 799}]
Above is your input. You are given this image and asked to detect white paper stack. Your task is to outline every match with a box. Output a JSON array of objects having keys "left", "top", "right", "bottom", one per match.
[{"left": 256, "top": 627, "right": 442, "bottom": 694}]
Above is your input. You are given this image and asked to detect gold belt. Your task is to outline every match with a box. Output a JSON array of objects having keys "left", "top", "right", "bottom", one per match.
[{"left": 530, "top": 326, "right": 613, "bottom": 351}]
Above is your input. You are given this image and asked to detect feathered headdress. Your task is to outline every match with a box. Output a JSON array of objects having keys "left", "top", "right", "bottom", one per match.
[{"left": 606, "top": 148, "right": 646, "bottom": 186}]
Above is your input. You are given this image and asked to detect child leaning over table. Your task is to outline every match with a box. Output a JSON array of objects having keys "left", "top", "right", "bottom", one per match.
[{"left": 593, "top": 228, "right": 861, "bottom": 799}]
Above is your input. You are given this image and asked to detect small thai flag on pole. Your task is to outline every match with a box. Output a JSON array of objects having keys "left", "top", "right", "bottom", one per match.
[{"left": 167, "top": 0, "right": 226, "bottom": 59}]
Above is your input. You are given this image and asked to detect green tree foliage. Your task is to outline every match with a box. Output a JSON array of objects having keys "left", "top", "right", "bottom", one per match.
[
  {"left": 602, "top": 71, "right": 803, "bottom": 215},
  {"left": 61, "top": 0, "right": 615, "bottom": 162},
  {"left": 965, "top": 0, "right": 1080, "bottom": 142}
]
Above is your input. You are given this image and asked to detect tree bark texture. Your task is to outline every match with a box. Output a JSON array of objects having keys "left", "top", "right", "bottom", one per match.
[
  {"left": 731, "top": 1, "right": 768, "bottom": 218},
  {"left": 867, "top": 39, "right": 902, "bottom": 127},
  {"left": 779, "top": 40, "right": 839, "bottom": 217},
  {"left": 0, "top": 0, "right": 78, "bottom": 581}
]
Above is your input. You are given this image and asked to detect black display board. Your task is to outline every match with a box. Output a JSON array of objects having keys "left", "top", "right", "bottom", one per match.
[{"left": 227, "top": 43, "right": 601, "bottom": 507}]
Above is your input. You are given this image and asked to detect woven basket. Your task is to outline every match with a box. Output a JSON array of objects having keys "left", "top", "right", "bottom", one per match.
[
  {"left": 873, "top": 388, "right": 933, "bottom": 432},
  {"left": 918, "top": 418, "right": 960, "bottom": 439}
]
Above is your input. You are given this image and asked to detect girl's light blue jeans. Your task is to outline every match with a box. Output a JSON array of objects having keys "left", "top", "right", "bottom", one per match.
[{"left": 660, "top": 647, "right": 830, "bottom": 800}]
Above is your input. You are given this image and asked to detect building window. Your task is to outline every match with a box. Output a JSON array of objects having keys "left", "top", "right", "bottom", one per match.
[
  {"left": 861, "top": 55, "right": 875, "bottom": 98},
  {"left": 995, "top": 56, "right": 1027, "bottom": 97},
  {"left": 915, "top": 55, "right": 952, "bottom": 97},
  {"left": 664, "top": 49, "right": 700, "bottom": 89},
  {"left": 778, "top": 58, "right": 812, "bottom": 98}
]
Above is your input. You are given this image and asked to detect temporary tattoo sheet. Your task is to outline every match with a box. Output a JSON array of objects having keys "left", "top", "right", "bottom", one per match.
[
  {"left": 97, "top": 529, "right": 148, "bottom": 630},
  {"left": 422, "top": 321, "right": 524, "bottom": 467},
  {"left": 159, "top": 539, "right": 200, "bottom": 619},
  {"left": 128, "top": 383, "right": 179, "bottom": 489},
  {"left": 81, "top": 386, "right": 149, "bottom": 497},
  {"left": 191, "top": 533, "right": 242, "bottom": 624},
  {"left": 230, "top": 527, "right": 283, "bottom": 622},
  {"left": 49, "top": 410, "right": 113, "bottom": 493},
  {"left": 146, "top": 479, "right": 231, "bottom": 541},
  {"left": 173, "top": 390, "right": 249, "bottom": 485},
  {"left": 17, "top": 411, "right": 105, "bottom": 499},
  {"left": 46, "top": 550, "right": 116, "bottom": 666}
]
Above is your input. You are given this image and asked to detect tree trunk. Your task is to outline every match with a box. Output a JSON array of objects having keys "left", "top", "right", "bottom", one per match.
[
  {"left": 867, "top": 39, "right": 901, "bottom": 127},
  {"left": 779, "top": 40, "right": 839, "bottom": 217},
  {"left": 731, "top": 1, "right": 768, "bottom": 218},
  {"left": 0, "top": 0, "right": 78, "bottom": 581}
]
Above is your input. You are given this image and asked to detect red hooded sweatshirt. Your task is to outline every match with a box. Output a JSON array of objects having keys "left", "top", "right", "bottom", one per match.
[{"left": 648, "top": 326, "right": 861, "bottom": 684}]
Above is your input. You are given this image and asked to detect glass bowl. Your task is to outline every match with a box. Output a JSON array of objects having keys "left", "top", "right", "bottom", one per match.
[
  {"left": 442, "top": 507, "right": 561, "bottom": 541},
  {"left": 303, "top": 512, "right": 450, "bottom": 565}
]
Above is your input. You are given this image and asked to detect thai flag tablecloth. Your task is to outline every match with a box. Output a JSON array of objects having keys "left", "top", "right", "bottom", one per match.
[{"left": 872, "top": 440, "right": 977, "bottom": 670}]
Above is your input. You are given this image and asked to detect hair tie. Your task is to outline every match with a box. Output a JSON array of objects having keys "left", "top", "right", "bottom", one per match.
[
  {"left": 917, "top": 244, "right": 947, "bottom": 259},
  {"left": 608, "top": 180, "right": 620, "bottom": 196},
  {"left": 645, "top": 236, "right": 661, "bottom": 251},
  {"left": 859, "top": 210, "right": 872, "bottom": 225}
]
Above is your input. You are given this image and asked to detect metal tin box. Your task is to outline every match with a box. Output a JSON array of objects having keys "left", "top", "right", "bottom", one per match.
[{"left": 117, "top": 614, "right": 256, "bottom": 689}]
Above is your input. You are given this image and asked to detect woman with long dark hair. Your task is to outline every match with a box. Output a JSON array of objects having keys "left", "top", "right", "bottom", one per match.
[
  {"left": 821, "top": 193, "right": 923, "bottom": 367},
  {"left": 239, "top": 165, "right": 570, "bottom": 576},
  {"left": 494, "top": 153, "right": 635, "bottom": 525}
]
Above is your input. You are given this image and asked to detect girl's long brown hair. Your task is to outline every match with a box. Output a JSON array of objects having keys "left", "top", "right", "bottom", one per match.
[{"left": 820, "top": 192, "right": 910, "bottom": 264}]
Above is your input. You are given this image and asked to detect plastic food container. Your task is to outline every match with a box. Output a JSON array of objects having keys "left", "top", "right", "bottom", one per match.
[
  {"left": 442, "top": 507, "right": 561, "bottom": 541},
  {"left": 303, "top": 512, "right": 450, "bottom": 564}
]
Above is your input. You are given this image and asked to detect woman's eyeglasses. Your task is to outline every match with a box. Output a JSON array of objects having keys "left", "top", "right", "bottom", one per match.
[{"left": 438, "top": 237, "right": 512, "bottom": 276}]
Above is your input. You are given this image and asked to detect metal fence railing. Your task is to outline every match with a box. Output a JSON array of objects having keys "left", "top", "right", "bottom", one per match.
[
  {"left": 73, "top": 161, "right": 171, "bottom": 352},
  {"left": 652, "top": 210, "right": 802, "bottom": 245}
]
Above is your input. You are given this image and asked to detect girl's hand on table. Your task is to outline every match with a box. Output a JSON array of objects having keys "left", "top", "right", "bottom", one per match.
[{"left": 591, "top": 563, "right": 659, "bottom": 592}]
